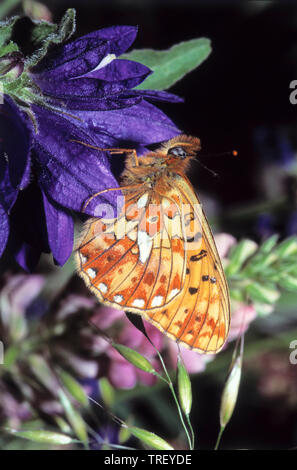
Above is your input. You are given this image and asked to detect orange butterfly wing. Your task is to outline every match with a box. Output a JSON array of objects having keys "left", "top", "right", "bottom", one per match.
[
  {"left": 148, "top": 174, "right": 230, "bottom": 353},
  {"left": 76, "top": 171, "right": 230, "bottom": 354},
  {"left": 75, "top": 190, "right": 186, "bottom": 312}
]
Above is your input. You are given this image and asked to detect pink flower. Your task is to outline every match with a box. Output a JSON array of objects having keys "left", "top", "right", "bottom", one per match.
[
  {"left": 214, "top": 232, "right": 237, "bottom": 259},
  {"left": 166, "top": 341, "right": 214, "bottom": 374},
  {"left": 228, "top": 302, "right": 257, "bottom": 342}
]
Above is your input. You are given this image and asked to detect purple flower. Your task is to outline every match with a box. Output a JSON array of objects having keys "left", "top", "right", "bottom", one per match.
[
  {"left": 1, "top": 25, "right": 180, "bottom": 268},
  {"left": 0, "top": 97, "right": 32, "bottom": 259}
]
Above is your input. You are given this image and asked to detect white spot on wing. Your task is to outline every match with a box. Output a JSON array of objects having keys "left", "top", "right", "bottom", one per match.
[
  {"left": 132, "top": 298, "right": 145, "bottom": 308},
  {"left": 168, "top": 288, "right": 180, "bottom": 301},
  {"left": 162, "top": 198, "right": 170, "bottom": 208},
  {"left": 151, "top": 295, "right": 164, "bottom": 307},
  {"left": 137, "top": 193, "right": 148, "bottom": 208},
  {"left": 114, "top": 294, "right": 123, "bottom": 303},
  {"left": 87, "top": 268, "right": 97, "bottom": 279},
  {"left": 137, "top": 230, "right": 152, "bottom": 264},
  {"left": 81, "top": 254, "right": 87, "bottom": 264},
  {"left": 99, "top": 283, "right": 108, "bottom": 293}
]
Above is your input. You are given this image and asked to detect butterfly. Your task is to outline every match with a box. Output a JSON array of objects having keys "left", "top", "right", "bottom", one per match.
[{"left": 75, "top": 135, "right": 230, "bottom": 354}]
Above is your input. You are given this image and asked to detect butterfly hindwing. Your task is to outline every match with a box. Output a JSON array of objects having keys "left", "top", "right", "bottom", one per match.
[{"left": 143, "top": 174, "right": 230, "bottom": 353}]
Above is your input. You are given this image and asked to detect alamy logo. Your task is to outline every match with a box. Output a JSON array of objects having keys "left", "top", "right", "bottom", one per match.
[
  {"left": 0, "top": 341, "right": 3, "bottom": 365},
  {"left": 289, "top": 340, "right": 297, "bottom": 365},
  {"left": 289, "top": 80, "right": 297, "bottom": 105}
]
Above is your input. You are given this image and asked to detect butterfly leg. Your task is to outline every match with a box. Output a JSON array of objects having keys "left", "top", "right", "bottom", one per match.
[
  {"left": 69, "top": 140, "right": 139, "bottom": 166},
  {"left": 81, "top": 184, "right": 144, "bottom": 213}
]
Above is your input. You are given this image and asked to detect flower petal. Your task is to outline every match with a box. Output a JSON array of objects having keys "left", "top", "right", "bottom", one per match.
[
  {"left": 42, "top": 192, "right": 74, "bottom": 265},
  {"left": 109, "top": 360, "right": 137, "bottom": 390},
  {"left": 214, "top": 233, "right": 237, "bottom": 259},
  {"left": 0, "top": 97, "right": 32, "bottom": 190},
  {"left": 135, "top": 89, "right": 184, "bottom": 103},
  {"left": 31, "top": 26, "right": 138, "bottom": 80},
  {"left": 33, "top": 107, "right": 121, "bottom": 215},
  {"left": 76, "top": 100, "right": 180, "bottom": 146},
  {"left": 0, "top": 204, "right": 9, "bottom": 257},
  {"left": 82, "top": 59, "right": 151, "bottom": 88},
  {"left": 14, "top": 242, "right": 42, "bottom": 272}
]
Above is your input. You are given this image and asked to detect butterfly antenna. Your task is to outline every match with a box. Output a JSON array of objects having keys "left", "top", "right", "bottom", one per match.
[
  {"left": 194, "top": 149, "right": 238, "bottom": 178},
  {"left": 200, "top": 150, "right": 238, "bottom": 158},
  {"left": 193, "top": 159, "right": 219, "bottom": 178}
]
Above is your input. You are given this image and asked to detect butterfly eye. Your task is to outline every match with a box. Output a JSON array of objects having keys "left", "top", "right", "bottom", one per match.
[{"left": 167, "top": 146, "right": 187, "bottom": 159}]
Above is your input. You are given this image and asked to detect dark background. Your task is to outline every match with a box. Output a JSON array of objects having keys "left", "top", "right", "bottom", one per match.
[
  {"left": 18, "top": 0, "right": 297, "bottom": 449},
  {"left": 47, "top": 0, "right": 297, "bottom": 242}
]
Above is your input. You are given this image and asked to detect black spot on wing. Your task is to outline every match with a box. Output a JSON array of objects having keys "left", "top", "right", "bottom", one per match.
[{"left": 189, "top": 287, "right": 198, "bottom": 295}]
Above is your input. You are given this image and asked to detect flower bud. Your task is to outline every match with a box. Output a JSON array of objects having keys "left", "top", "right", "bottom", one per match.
[
  {"left": 177, "top": 357, "right": 192, "bottom": 416},
  {"left": 128, "top": 426, "right": 174, "bottom": 450},
  {"left": 7, "top": 429, "right": 74, "bottom": 445},
  {"left": 112, "top": 343, "right": 156, "bottom": 374},
  {"left": 220, "top": 356, "right": 242, "bottom": 428}
]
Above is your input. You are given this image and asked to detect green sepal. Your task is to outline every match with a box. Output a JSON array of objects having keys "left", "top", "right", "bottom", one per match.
[
  {"left": 26, "top": 8, "right": 76, "bottom": 68},
  {"left": 0, "top": 16, "right": 19, "bottom": 48},
  {"left": 0, "top": 9, "right": 76, "bottom": 70}
]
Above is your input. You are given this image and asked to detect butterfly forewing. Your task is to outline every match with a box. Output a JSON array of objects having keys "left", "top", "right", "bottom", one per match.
[{"left": 76, "top": 191, "right": 186, "bottom": 312}]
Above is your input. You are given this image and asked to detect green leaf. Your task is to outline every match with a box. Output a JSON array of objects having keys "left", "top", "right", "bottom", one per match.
[
  {"left": 128, "top": 426, "right": 174, "bottom": 450},
  {"left": 278, "top": 275, "right": 297, "bottom": 292},
  {"left": 122, "top": 37, "right": 211, "bottom": 90},
  {"left": 28, "top": 354, "right": 59, "bottom": 394},
  {"left": 253, "top": 302, "right": 274, "bottom": 317},
  {"left": 225, "top": 239, "right": 258, "bottom": 277},
  {"left": 259, "top": 234, "right": 279, "bottom": 254},
  {"left": 58, "top": 390, "right": 88, "bottom": 446},
  {"left": 2, "top": 345, "right": 19, "bottom": 368},
  {"left": 99, "top": 377, "right": 115, "bottom": 408},
  {"left": 246, "top": 282, "right": 280, "bottom": 304},
  {"left": 0, "top": 16, "right": 18, "bottom": 47},
  {"left": 0, "top": 41, "right": 18, "bottom": 57},
  {"left": 273, "top": 236, "right": 297, "bottom": 258},
  {"left": 58, "top": 369, "right": 88, "bottom": 406},
  {"left": 229, "top": 288, "right": 244, "bottom": 302},
  {"left": 6, "top": 429, "right": 75, "bottom": 445}
]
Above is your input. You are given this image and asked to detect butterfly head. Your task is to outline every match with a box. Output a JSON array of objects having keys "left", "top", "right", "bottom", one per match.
[
  {"left": 122, "top": 135, "right": 201, "bottom": 187},
  {"left": 163, "top": 135, "right": 201, "bottom": 173},
  {"left": 167, "top": 146, "right": 188, "bottom": 159}
]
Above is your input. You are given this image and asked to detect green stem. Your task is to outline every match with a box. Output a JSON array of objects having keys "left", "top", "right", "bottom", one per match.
[
  {"left": 0, "top": 0, "right": 21, "bottom": 19},
  {"left": 115, "top": 326, "right": 297, "bottom": 403},
  {"left": 186, "top": 414, "right": 195, "bottom": 449},
  {"left": 156, "top": 350, "right": 193, "bottom": 450},
  {"left": 214, "top": 426, "right": 225, "bottom": 450}
]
